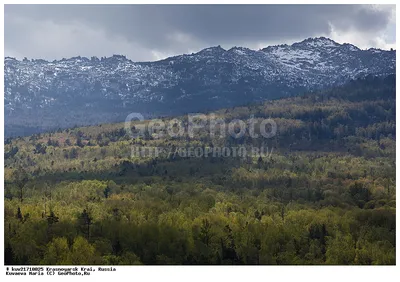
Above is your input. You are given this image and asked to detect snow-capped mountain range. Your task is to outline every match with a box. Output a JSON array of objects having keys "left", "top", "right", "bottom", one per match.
[{"left": 4, "top": 37, "right": 396, "bottom": 137}]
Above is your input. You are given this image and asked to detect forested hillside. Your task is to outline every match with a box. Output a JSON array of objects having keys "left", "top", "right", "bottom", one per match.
[{"left": 4, "top": 75, "right": 396, "bottom": 265}]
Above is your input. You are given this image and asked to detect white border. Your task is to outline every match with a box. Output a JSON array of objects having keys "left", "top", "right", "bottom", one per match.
[{"left": 0, "top": 1, "right": 398, "bottom": 281}]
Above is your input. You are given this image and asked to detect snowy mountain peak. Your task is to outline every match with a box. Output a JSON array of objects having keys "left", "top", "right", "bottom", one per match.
[
  {"left": 296, "top": 37, "right": 340, "bottom": 48},
  {"left": 4, "top": 36, "right": 396, "bottom": 137},
  {"left": 198, "top": 45, "right": 226, "bottom": 54}
]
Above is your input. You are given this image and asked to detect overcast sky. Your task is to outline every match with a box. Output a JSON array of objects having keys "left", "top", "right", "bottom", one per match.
[{"left": 4, "top": 4, "right": 396, "bottom": 62}]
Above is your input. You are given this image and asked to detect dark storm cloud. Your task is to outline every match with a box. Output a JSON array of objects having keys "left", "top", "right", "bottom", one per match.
[{"left": 4, "top": 4, "right": 396, "bottom": 61}]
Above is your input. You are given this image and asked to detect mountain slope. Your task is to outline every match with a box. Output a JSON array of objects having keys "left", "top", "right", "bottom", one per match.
[{"left": 4, "top": 37, "right": 396, "bottom": 137}]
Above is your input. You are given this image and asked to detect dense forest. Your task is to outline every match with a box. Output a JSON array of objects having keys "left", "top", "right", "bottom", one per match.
[{"left": 4, "top": 75, "right": 396, "bottom": 265}]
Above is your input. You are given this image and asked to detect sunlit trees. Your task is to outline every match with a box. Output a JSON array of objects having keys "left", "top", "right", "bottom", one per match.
[{"left": 42, "top": 237, "right": 71, "bottom": 265}]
